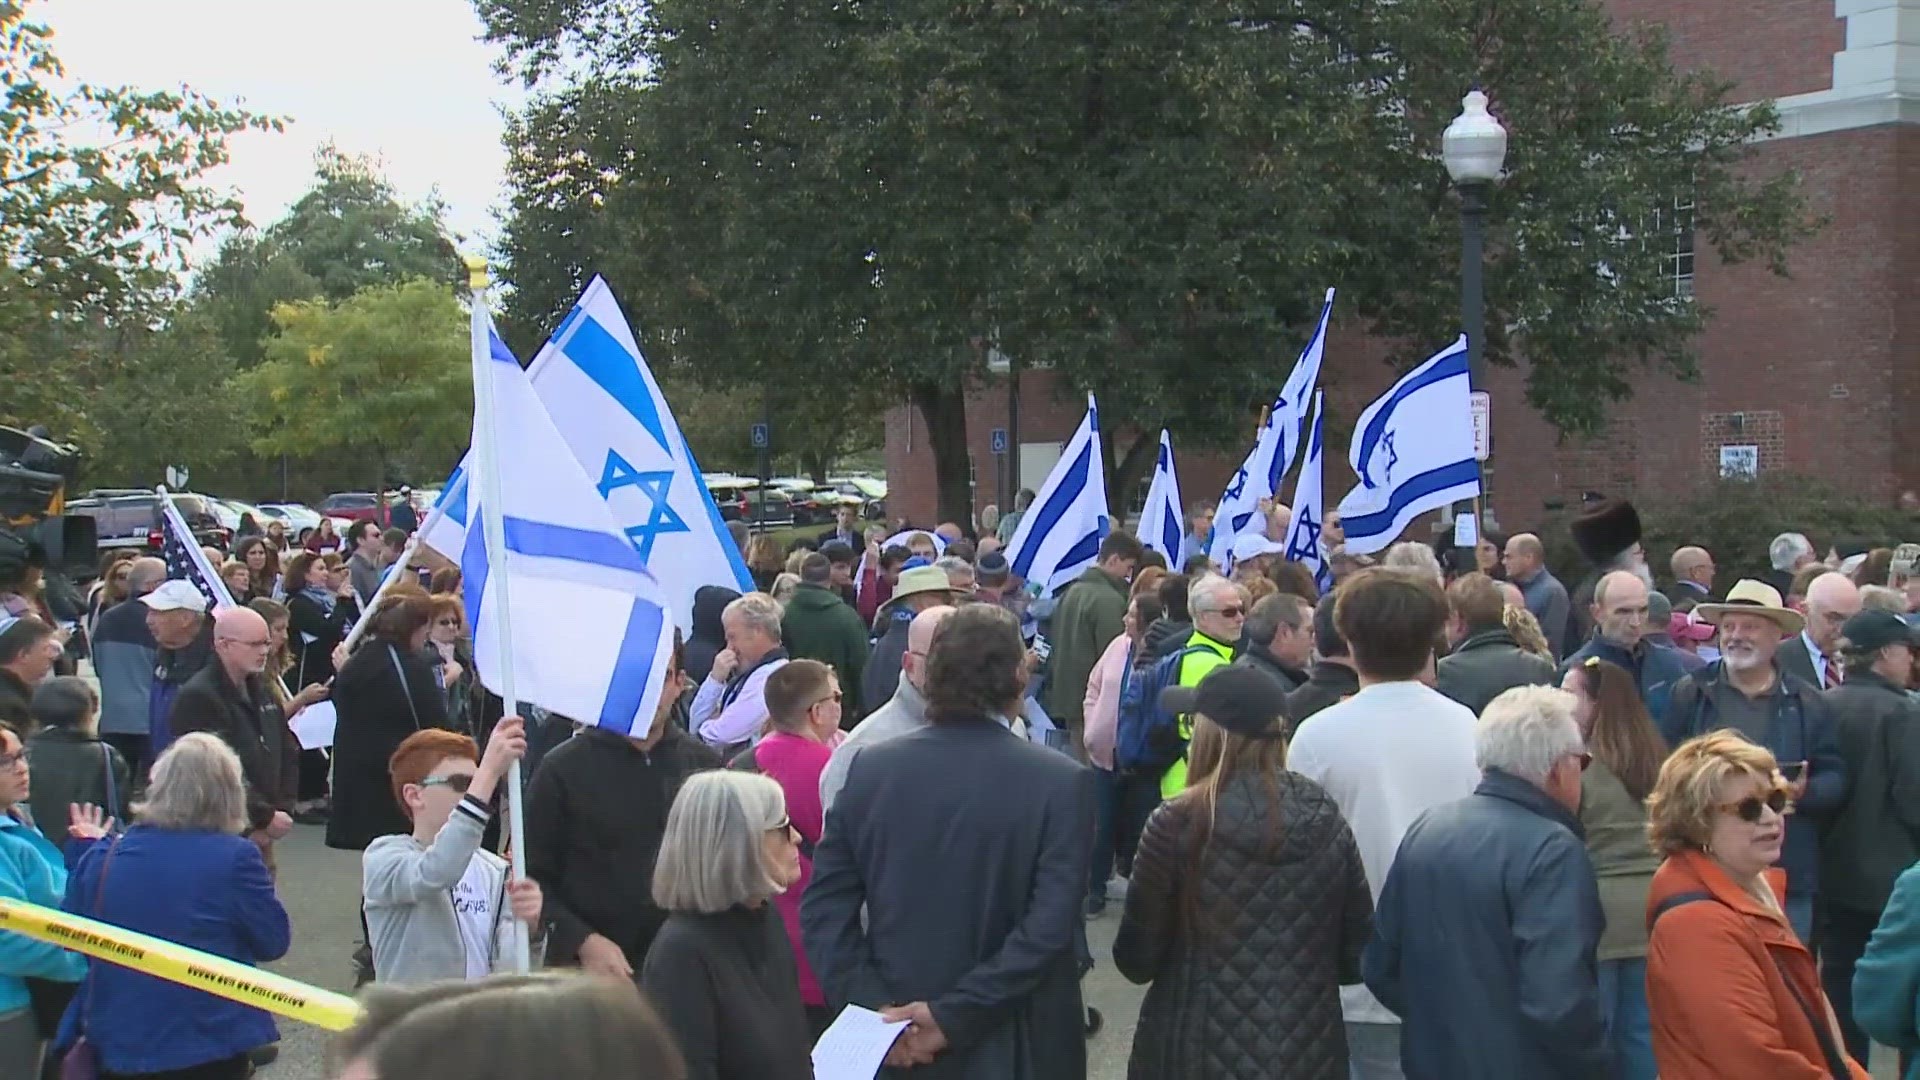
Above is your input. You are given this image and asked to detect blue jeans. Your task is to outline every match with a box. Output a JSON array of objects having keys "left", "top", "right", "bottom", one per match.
[
  {"left": 1785, "top": 895, "right": 1814, "bottom": 946},
  {"left": 1596, "top": 958, "right": 1656, "bottom": 1080},
  {"left": 1089, "top": 767, "right": 1118, "bottom": 902},
  {"left": 1345, "top": 1021, "right": 1403, "bottom": 1080}
]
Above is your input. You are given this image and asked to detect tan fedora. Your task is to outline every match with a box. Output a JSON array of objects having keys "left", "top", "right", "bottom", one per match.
[
  {"left": 880, "top": 565, "right": 956, "bottom": 612},
  {"left": 1695, "top": 578, "right": 1806, "bottom": 636}
]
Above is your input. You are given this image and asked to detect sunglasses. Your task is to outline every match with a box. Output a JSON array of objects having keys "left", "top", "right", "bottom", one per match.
[
  {"left": 1717, "top": 788, "right": 1790, "bottom": 823},
  {"left": 769, "top": 815, "right": 797, "bottom": 838},
  {"left": 1211, "top": 606, "right": 1246, "bottom": 619},
  {"left": 420, "top": 773, "right": 474, "bottom": 793}
]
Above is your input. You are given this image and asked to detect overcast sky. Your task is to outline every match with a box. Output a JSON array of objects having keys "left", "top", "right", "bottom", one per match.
[{"left": 37, "top": 0, "right": 522, "bottom": 255}]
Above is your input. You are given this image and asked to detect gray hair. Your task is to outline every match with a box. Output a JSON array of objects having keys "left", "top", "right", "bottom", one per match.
[
  {"left": 652, "top": 771, "right": 787, "bottom": 913},
  {"left": 1188, "top": 573, "right": 1240, "bottom": 614},
  {"left": 935, "top": 556, "right": 975, "bottom": 589},
  {"left": 1243, "top": 593, "right": 1310, "bottom": 647},
  {"left": 1475, "top": 686, "right": 1585, "bottom": 786},
  {"left": 136, "top": 732, "right": 248, "bottom": 834},
  {"left": 769, "top": 573, "right": 801, "bottom": 605},
  {"left": 1770, "top": 532, "right": 1814, "bottom": 572},
  {"left": 1383, "top": 541, "right": 1445, "bottom": 585},
  {"left": 1860, "top": 585, "right": 1907, "bottom": 613},
  {"left": 125, "top": 557, "right": 169, "bottom": 596},
  {"left": 723, "top": 593, "right": 785, "bottom": 640}
]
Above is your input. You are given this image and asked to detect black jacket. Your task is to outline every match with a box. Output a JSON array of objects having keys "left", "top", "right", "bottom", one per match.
[
  {"left": 325, "top": 640, "right": 450, "bottom": 851},
  {"left": 1284, "top": 662, "right": 1359, "bottom": 724},
  {"left": 1436, "top": 628, "right": 1557, "bottom": 717},
  {"left": 1115, "top": 770, "right": 1371, "bottom": 1080},
  {"left": 24, "top": 726, "right": 131, "bottom": 843},
  {"left": 1821, "top": 671, "right": 1920, "bottom": 916},
  {"left": 685, "top": 586, "right": 741, "bottom": 687},
  {"left": 1232, "top": 649, "right": 1308, "bottom": 695},
  {"left": 862, "top": 611, "right": 912, "bottom": 712},
  {"left": 1364, "top": 770, "right": 1612, "bottom": 1080},
  {"left": 1142, "top": 619, "right": 1194, "bottom": 660},
  {"left": 0, "top": 668, "right": 30, "bottom": 731},
  {"left": 169, "top": 663, "right": 300, "bottom": 832},
  {"left": 639, "top": 905, "right": 813, "bottom": 1080},
  {"left": 525, "top": 726, "right": 720, "bottom": 968},
  {"left": 285, "top": 591, "right": 357, "bottom": 689},
  {"left": 803, "top": 721, "right": 1094, "bottom": 1080}
]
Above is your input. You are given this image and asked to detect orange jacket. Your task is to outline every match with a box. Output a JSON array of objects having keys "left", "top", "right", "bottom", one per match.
[{"left": 1645, "top": 849, "right": 1869, "bottom": 1079}]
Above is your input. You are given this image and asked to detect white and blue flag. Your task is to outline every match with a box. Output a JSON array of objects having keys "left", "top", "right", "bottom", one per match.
[
  {"left": 1335, "top": 335, "right": 1481, "bottom": 556},
  {"left": 424, "top": 276, "right": 750, "bottom": 634},
  {"left": 1209, "top": 288, "right": 1334, "bottom": 567},
  {"left": 1005, "top": 394, "right": 1111, "bottom": 594},
  {"left": 1135, "top": 430, "right": 1184, "bottom": 565},
  {"left": 1280, "top": 393, "right": 1333, "bottom": 593},
  {"left": 432, "top": 311, "right": 677, "bottom": 736}
]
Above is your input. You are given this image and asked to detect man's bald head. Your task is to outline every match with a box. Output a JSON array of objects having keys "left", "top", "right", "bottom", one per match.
[
  {"left": 212, "top": 606, "right": 273, "bottom": 679},
  {"left": 1593, "top": 570, "right": 1650, "bottom": 647},
  {"left": 1503, "top": 533, "right": 1546, "bottom": 580},
  {"left": 1671, "top": 546, "right": 1714, "bottom": 590},
  {"left": 125, "top": 557, "right": 168, "bottom": 597},
  {"left": 902, "top": 605, "right": 956, "bottom": 691},
  {"left": 1498, "top": 581, "right": 1526, "bottom": 610},
  {"left": 1805, "top": 572, "right": 1862, "bottom": 653}
]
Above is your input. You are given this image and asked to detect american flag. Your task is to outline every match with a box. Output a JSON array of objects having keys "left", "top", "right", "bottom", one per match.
[{"left": 157, "top": 489, "right": 237, "bottom": 610}]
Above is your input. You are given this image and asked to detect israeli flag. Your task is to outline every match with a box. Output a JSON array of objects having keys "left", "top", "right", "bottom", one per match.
[
  {"left": 1005, "top": 395, "right": 1111, "bottom": 594},
  {"left": 1335, "top": 336, "right": 1481, "bottom": 556},
  {"left": 1209, "top": 289, "right": 1334, "bottom": 567},
  {"left": 451, "top": 309, "right": 676, "bottom": 736},
  {"left": 1135, "top": 430, "right": 1184, "bottom": 565},
  {"left": 1281, "top": 393, "right": 1333, "bottom": 593},
  {"left": 421, "top": 276, "right": 750, "bottom": 634}
]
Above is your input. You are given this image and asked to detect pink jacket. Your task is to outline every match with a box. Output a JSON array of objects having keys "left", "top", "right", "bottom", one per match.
[
  {"left": 753, "top": 731, "right": 832, "bottom": 1006},
  {"left": 1082, "top": 633, "right": 1133, "bottom": 771}
]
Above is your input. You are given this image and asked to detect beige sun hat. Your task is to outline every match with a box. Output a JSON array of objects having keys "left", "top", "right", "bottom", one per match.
[{"left": 1695, "top": 578, "right": 1806, "bottom": 636}]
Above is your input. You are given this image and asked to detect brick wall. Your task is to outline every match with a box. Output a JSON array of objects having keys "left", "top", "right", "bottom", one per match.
[{"left": 1604, "top": 0, "right": 1844, "bottom": 101}]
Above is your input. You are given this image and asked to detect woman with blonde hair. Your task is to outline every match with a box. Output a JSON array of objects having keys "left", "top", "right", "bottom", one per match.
[
  {"left": 1503, "top": 604, "right": 1554, "bottom": 660},
  {"left": 1113, "top": 665, "right": 1372, "bottom": 1080},
  {"left": 1643, "top": 730, "right": 1869, "bottom": 1078},
  {"left": 745, "top": 534, "right": 785, "bottom": 593}
]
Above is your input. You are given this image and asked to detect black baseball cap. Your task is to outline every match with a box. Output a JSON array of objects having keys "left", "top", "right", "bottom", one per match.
[
  {"left": 1839, "top": 609, "right": 1920, "bottom": 654},
  {"left": 1159, "top": 665, "right": 1289, "bottom": 740}
]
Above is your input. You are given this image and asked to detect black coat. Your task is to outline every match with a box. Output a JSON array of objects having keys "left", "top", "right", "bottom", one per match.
[
  {"left": 1435, "top": 628, "right": 1557, "bottom": 717},
  {"left": 1821, "top": 671, "right": 1920, "bottom": 916},
  {"left": 684, "top": 586, "right": 741, "bottom": 687},
  {"left": 1231, "top": 649, "right": 1308, "bottom": 695},
  {"left": 285, "top": 591, "right": 356, "bottom": 689},
  {"left": 0, "top": 668, "right": 30, "bottom": 731},
  {"left": 169, "top": 663, "right": 300, "bottom": 832},
  {"left": 1115, "top": 771, "right": 1372, "bottom": 1080},
  {"left": 525, "top": 726, "right": 720, "bottom": 968},
  {"left": 325, "top": 640, "right": 450, "bottom": 851},
  {"left": 1364, "top": 770, "right": 1611, "bottom": 1080},
  {"left": 803, "top": 721, "right": 1095, "bottom": 1080},
  {"left": 639, "top": 906, "right": 813, "bottom": 1080},
  {"left": 24, "top": 727, "right": 131, "bottom": 842},
  {"left": 1284, "top": 662, "right": 1359, "bottom": 724},
  {"left": 862, "top": 613, "right": 912, "bottom": 712}
]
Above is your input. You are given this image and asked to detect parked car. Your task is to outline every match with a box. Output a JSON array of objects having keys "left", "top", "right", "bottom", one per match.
[
  {"left": 256, "top": 503, "right": 323, "bottom": 542},
  {"left": 317, "top": 491, "right": 387, "bottom": 524},
  {"left": 825, "top": 475, "right": 888, "bottom": 520},
  {"left": 64, "top": 492, "right": 229, "bottom": 553},
  {"left": 707, "top": 477, "right": 794, "bottom": 528},
  {"left": 770, "top": 478, "right": 833, "bottom": 525}
]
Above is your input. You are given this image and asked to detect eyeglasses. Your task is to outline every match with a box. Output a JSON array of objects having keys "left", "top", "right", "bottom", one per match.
[
  {"left": 1717, "top": 788, "right": 1790, "bottom": 823},
  {"left": 1568, "top": 751, "right": 1593, "bottom": 772},
  {"left": 811, "top": 691, "right": 843, "bottom": 710},
  {"left": 1209, "top": 606, "right": 1246, "bottom": 619},
  {"left": 0, "top": 749, "right": 24, "bottom": 770},
  {"left": 420, "top": 773, "right": 474, "bottom": 793},
  {"left": 219, "top": 637, "right": 273, "bottom": 650},
  {"left": 768, "top": 815, "right": 798, "bottom": 839}
]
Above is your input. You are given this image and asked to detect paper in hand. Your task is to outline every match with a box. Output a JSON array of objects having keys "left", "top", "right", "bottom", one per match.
[{"left": 811, "top": 1004, "right": 911, "bottom": 1080}]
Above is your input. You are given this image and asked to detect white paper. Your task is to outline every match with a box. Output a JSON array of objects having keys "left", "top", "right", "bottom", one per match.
[
  {"left": 289, "top": 700, "right": 337, "bottom": 750},
  {"left": 1453, "top": 511, "right": 1478, "bottom": 548},
  {"left": 811, "top": 1005, "right": 910, "bottom": 1080}
]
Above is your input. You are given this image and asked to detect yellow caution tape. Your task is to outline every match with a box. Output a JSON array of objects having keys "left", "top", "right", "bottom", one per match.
[{"left": 0, "top": 897, "right": 362, "bottom": 1032}]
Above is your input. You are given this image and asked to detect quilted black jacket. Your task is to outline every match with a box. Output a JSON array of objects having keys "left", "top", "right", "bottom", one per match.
[{"left": 1113, "top": 769, "right": 1372, "bottom": 1080}]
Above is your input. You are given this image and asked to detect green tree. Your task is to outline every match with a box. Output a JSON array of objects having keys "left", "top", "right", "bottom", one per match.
[
  {"left": 192, "top": 146, "right": 464, "bottom": 367},
  {"left": 235, "top": 279, "right": 472, "bottom": 494},
  {"left": 0, "top": 1, "right": 277, "bottom": 442},
  {"left": 483, "top": 0, "right": 1815, "bottom": 524}
]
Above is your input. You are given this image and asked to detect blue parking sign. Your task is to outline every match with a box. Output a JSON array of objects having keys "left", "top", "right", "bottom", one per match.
[
  {"left": 750, "top": 423, "right": 770, "bottom": 449},
  {"left": 990, "top": 428, "right": 1008, "bottom": 454}
]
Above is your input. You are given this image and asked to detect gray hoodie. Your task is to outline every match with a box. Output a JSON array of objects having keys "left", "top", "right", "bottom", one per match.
[{"left": 362, "top": 792, "right": 536, "bottom": 985}]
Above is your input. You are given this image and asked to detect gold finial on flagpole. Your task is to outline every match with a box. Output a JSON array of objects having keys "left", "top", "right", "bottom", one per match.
[{"left": 463, "top": 255, "right": 489, "bottom": 291}]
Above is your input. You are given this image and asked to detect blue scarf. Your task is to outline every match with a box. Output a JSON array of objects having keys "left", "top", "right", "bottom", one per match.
[{"left": 300, "top": 584, "right": 337, "bottom": 615}]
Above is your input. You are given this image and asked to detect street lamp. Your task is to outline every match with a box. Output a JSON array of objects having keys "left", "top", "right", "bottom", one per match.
[{"left": 1442, "top": 87, "right": 1507, "bottom": 533}]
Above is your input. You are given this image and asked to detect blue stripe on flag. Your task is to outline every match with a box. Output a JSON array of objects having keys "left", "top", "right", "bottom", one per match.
[
  {"left": 1159, "top": 504, "right": 1182, "bottom": 561},
  {"left": 1340, "top": 459, "right": 1483, "bottom": 538},
  {"left": 681, "top": 444, "right": 754, "bottom": 590},
  {"left": 501, "top": 516, "right": 652, "bottom": 577},
  {"left": 561, "top": 317, "right": 672, "bottom": 452},
  {"left": 596, "top": 597, "right": 668, "bottom": 734},
  {"left": 1009, "top": 440, "right": 1093, "bottom": 582},
  {"left": 460, "top": 511, "right": 491, "bottom": 626},
  {"left": 489, "top": 331, "right": 519, "bottom": 367},
  {"left": 436, "top": 469, "right": 470, "bottom": 529},
  {"left": 1055, "top": 527, "right": 1105, "bottom": 577},
  {"left": 1353, "top": 344, "right": 1469, "bottom": 482}
]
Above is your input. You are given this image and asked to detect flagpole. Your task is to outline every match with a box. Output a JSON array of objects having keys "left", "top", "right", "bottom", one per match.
[
  {"left": 338, "top": 512, "right": 440, "bottom": 654},
  {"left": 466, "top": 256, "right": 532, "bottom": 974}
]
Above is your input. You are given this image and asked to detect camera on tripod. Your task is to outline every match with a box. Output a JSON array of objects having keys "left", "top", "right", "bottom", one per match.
[{"left": 0, "top": 423, "right": 95, "bottom": 580}]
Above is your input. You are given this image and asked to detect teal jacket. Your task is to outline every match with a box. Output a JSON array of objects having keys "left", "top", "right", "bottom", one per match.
[
  {"left": 1854, "top": 860, "right": 1920, "bottom": 1080},
  {"left": 0, "top": 810, "right": 86, "bottom": 1012}
]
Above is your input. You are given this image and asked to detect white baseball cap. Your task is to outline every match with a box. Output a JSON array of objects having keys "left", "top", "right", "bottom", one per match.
[
  {"left": 1230, "top": 531, "right": 1287, "bottom": 563},
  {"left": 139, "top": 580, "right": 209, "bottom": 614}
]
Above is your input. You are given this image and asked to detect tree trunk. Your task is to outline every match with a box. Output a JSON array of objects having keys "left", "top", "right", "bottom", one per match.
[
  {"left": 1107, "top": 429, "right": 1159, "bottom": 524},
  {"left": 910, "top": 381, "right": 973, "bottom": 528}
]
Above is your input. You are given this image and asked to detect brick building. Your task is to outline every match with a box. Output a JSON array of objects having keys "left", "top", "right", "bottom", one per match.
[{"left": 884, "top": 0, "right": 1918, "bottom": 534}]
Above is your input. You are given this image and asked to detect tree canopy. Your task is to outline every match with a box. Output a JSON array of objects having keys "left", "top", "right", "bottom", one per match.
[{"left": 505, "top": 0, "right": 1803, "bottom": 521}]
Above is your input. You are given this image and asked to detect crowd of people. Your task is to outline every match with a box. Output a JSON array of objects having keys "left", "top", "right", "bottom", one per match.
[{"left": 7, "top": 484, "right": 1920, "bottom": 1080}]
